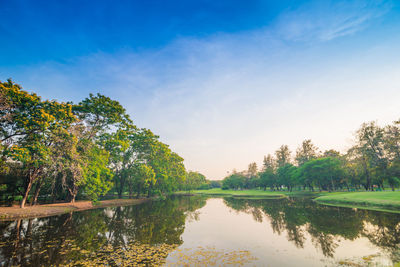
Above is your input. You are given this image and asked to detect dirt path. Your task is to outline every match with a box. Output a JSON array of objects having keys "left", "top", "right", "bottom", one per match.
[{"left": 0, "top": 198, "right": 149, "bottom": 221}]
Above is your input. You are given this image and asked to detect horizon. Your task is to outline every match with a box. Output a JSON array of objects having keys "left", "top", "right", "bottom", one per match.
[{"left": 1, "top": 0, "right": 400, "bottom": 180}]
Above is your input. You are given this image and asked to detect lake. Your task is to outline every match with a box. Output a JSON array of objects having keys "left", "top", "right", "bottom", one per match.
[{"left": 1, "top": 195, "right": 399, "bottom": 266}]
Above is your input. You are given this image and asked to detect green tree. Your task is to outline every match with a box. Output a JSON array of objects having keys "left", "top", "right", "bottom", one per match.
[
  {"left": 260, "top": 154, "right": 277, "bottom": 190},
  {"left": 262, "top": 154, "right": 275, "bottom": 170},
  {"left": 1, "top": 80, "right": 76, "bottom": 207},
  {"left": 222, "top": 173, "right": 246, "bottom": 190},
  {"left": 298, "top": 157, "right": 343, "bottom": 191},
  {"left": 354, "top": 122, "right": 387, "bottom": 190},
  {"left": 247, "top": 162, "right": 258, "bottom": 178},
  {"left": 295, "top": 139, "right": 318, "bottom": 166},
  {"left": 275, "top": 145, "right": 291, "bottom": 168},
  {"left": 276, "top": 164, "right": 297, "bottom": 191},
  {"left": 73, "top": 93, "right": 133, "bottom": 139},
  {"left": 126, "top": 163, "right": 156, "bottom": 198},
  {"left": 83, "top": 146, "right": 113, "bottom": 202},
  {"left": 185, "top": 171, "right": 206, "bottom": 192}
]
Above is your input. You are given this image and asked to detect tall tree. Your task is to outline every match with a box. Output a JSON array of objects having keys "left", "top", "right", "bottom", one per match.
[
  {"left": 262, "top": 154, "right": 275, "bottom": 171},
  {"left": 275, "top": 145, "right": 291, "bottom": 168},
  {"left": 247, "top": 162, "right": 258, "bottom": 178},
  {"left": 185, "top": 171, "right": 206, "bottom": 192},
  {"left": 355, "top": 122, "right": 387, "bottom": 190},
  {"left": 73, "top": 93, "right": 133, "bottom": 140},
  {"left": 1, "top": 80, "right": 76, "bottom": 207},
  {"left": 126, "top": 163, "right": 156, "bottom": 198},
  {"left": 384, "top": 120, "right": 400, "bottom": 160},
  {"left": 295, "top": 139, "right": 318, "bottom": 166}
]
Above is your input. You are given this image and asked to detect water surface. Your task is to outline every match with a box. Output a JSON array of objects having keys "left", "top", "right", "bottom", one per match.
[{"left": 1, "top": 196, "right": 399, "bottom": 266}]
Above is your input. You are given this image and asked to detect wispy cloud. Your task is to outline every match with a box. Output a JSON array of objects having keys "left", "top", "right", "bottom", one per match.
[
  {"left": 275, "top": 0, "right": 393, "bottom": 42},
  {"left": 2, "top": 0, "right": 399, "bottom": 179}
]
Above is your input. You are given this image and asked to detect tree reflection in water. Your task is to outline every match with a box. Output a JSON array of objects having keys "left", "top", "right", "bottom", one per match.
[
  {"left": 0, "top": 195, "right": 207, "bottom": 266},
  {"left": 1, "top": 196, "right": 399, "bottom": 266},
  {"left": 223, "top": 197, "right": 400, "bottom": 261}
]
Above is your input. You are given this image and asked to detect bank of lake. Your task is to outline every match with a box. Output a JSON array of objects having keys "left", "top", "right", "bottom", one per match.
[
  {"left": 0, "top": 198, "right": 149, "bottom": 220},
  {"left": 315, "top": 191, "right": 400, "bottom": 213},
  {"left": 179, "top": 188, "right": 400, "bottom": 213}
]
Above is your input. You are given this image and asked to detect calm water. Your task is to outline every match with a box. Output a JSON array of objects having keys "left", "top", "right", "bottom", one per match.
[{"left": 1, "top": 196, "right": 399, "bottom": 266}]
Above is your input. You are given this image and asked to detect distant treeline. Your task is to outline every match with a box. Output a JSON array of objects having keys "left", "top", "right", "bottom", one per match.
[
  {"left": 0, "top": 79, "right": 208, "bottom": 208},
  {"left": 223, "top": 121, "right": 400, "bottom": 192}
]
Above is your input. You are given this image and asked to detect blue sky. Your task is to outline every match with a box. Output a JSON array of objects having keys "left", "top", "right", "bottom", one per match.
[{"left": 1, "top": 0, "right": 400, "bottom": 179}]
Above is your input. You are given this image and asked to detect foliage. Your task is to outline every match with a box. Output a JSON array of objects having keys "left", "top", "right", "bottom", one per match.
[
  {"left": 185, "top": 171, "right": 206, "bottom": 192},
  {"left": 222, "top": 173, "right": 246, "bottom": 190},
  {"left": 0, "top": 79, "right": 202, "bottom": 207},
  {"left": 222, "top": 119, "right": 400, "bottom": 193}
]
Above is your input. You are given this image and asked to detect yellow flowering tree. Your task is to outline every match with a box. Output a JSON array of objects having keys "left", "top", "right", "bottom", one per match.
[{"left": 0, "top": 80, "right": 76, "bottom": 208}]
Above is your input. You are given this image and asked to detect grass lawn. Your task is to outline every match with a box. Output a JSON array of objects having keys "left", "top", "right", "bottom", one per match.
[
  {"left": 176, "top": 188, "right": 287, "bottom": 199},
  {"left": 315, "top": 191, "right": 400, "bottom": 213}
]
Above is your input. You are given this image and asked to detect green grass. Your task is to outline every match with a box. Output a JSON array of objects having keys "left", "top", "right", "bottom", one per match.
[
  {"left": 176, "top": 188, "right": 287, "bottom": 199},
  {"left": 315, "top": 191, "right": 400, "bottom": 213}
]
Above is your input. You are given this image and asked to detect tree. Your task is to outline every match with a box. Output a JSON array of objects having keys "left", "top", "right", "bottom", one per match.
[
  {"left": 185, "top": 171, "right": 206, "bottom": 192},
  {"left": 222, "top": 173, "right": 246, "bottom": 190},
  {"left": 387, "top": 159, "right": 400, "bottom": 191},
  {"left": 323, "top": 150, "right": 341, "bottom": 158},
  {"left": 259, "top": 168, "right": 276, "bottom": 190},
  {"left": 126, "top": 163, "right": 156, "bottom": 198},
  {"left": 262, "top": 154, "right": 275, "bottom": 171},
  {"left": 295, "top": 139, "right": 318, "bottom": 166},
  {"left": 384, "top": 120, "right": 400, "bottom": 160},
  {"left": 247, "top": 162, "right": 258, "bottom": 178},
  {"left": 1, "top": 79, "right": 193, "bottom": 206},
  {"left": 74, "top": 93, "right": 137, "bottom": 199},
  {"left": 50, "top": 125, "right": 85, "bottom": 203},
  {"left": 83, "top": 146, "right": 113, "bottom": 202},
  {"left": 260, "top": 154, "right": 277, "bottom": 190},
  {"left": 354, "top": 122, "right": 387, "bottom": 190},
  {"left": 0, "top": 83, "right": 12, "bottom": 123},
  {"left": 276, "top": 164, "right": 297, "bottom": 191},
  {"left": 275, "top": 145, "right": 291, "bottom": 168},
  {"left": 73, "top": 93, "right": 133, "bottom": 140},
  {"left": 297, "top": 157, "right": 343, "bottom": 192},
  {"left": 1, "top": 80, "right": 76, "bottom": 207},
  {"left": 102, "top": 129, "right": 133, "bottom": 199}
]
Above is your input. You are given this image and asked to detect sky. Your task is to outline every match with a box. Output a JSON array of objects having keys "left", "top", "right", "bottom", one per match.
[{"left": 1, "top": 0, "right": 400, "bottom": 179}]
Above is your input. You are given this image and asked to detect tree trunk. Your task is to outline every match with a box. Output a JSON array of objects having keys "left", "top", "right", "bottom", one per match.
[
  {"left": 117, "top": 179, "right": 125, "bottom": 199},
  {"left": 128, "top": 186, "right": 133, "bottom": 199},
  {"left": 68, "top": 186, "right": 78, "bottom": 203},
  {"left": 136, "top": 184, "right": 141, "bottom": 198},
  {"left": 21, "top": 179, "right": 33, "bottom": 209},
  {"left": 31, "top": 179, "right": 44, "bottom": 206},
  {"left": 362, "top": 160, "right": 372, "bottom": 191},
  {"left": 330, "top": 177, "right": 335, "bottom": 192},
  {"left": 21, "top": 168, "right": 42, "bottom": 208}
]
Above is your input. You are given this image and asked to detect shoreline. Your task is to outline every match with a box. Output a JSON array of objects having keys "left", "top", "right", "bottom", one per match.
[
  {"left": 0, "top": 198, "right": 150, "bottom": 221},
  {"left": 315, "top": 191, "right": 400, "bottom": 213},
  {"left": 175, "top": 189, "right": 287, "bottom": 199}
]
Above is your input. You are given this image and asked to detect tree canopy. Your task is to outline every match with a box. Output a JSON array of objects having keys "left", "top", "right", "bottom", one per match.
[
  {"left": 0, "top": 79, "right": 207, "bottom": 207},
  {"left": 222, "top": 121, "right": 400, "bottom": 192}
]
